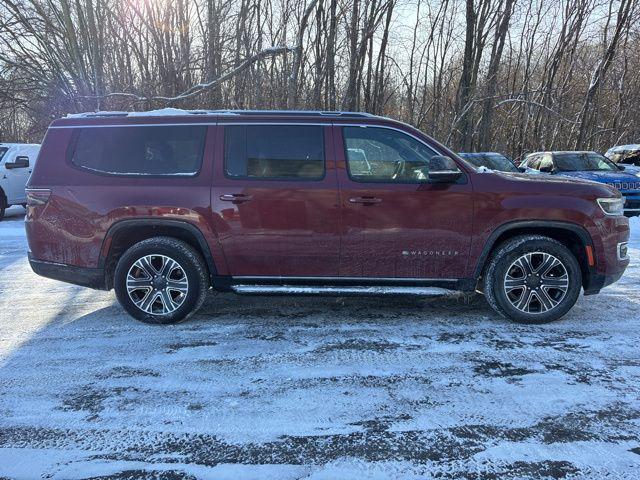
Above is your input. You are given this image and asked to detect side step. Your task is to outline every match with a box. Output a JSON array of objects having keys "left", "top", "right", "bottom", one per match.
[{"left": 230, "top": 284, "right": 457, "bottom": 296}]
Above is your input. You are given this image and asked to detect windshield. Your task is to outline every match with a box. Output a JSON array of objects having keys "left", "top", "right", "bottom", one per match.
[
  {"left": 554, "top": 152, "right": 618, "bottom": 172},
  {"left": 460, "top": 153, "right": 518, "bottom": 172},
  {"left": 0, "top": 147, "right": 7, "bottom": 162}
]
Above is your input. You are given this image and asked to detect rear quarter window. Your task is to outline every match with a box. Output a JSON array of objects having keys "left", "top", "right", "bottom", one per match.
[{"left": 69, "top": 125, "right": 207, "bottom": 176}]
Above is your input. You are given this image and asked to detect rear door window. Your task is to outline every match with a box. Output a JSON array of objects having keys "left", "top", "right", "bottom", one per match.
[
  {"left": 70, "top": 125, "right": 207, "bottom": 176},
  {"left": 224, "top": 125, "right": 325, "bottom": 180}
]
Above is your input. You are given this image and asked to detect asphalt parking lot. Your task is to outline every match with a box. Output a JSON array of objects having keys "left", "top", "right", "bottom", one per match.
[{"left": 1, "top": 206, "right": 639, "bottom": 479}]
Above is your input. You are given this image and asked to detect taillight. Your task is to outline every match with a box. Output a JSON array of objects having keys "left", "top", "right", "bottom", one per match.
[{"left": 26, "top": 188, "right": 51, "bottom": 206}]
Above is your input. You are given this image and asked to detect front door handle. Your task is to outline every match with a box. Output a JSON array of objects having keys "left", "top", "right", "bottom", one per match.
[
  {"left": 349, "top": 196, "right": 382, "bottom": 205},
  {"left": 220, "top": 193, "right": 253, "bottom": 204}
]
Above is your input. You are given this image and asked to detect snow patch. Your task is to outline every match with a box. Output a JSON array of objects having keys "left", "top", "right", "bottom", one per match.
[
  {"left": 0, "top": 448, "right": 309, "bottom": 480},
  {"left": 127, "top": 108, "right": 207, "bottom": 117}
]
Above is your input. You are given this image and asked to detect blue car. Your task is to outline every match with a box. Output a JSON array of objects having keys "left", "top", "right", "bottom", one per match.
[{"left": 521, "top": 151, "right": 640, "bottom": 216}]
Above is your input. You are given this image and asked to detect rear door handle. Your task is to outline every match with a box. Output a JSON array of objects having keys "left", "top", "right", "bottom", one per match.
[
  {"left": 349, "top": 196, "right": 382, "bottom": 205},
  {"left": 220, "top": 193, "right": 253, "bottom": 204}
]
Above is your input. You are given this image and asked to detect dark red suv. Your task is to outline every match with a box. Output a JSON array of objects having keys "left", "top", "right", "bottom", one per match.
[{"left": 25, "top": 110, "right": 630, "bottom": 324}]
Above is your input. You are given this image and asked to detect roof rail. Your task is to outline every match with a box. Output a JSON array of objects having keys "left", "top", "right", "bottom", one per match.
[
  {"left": 66, "top": 108, "right": 378, "bottom": 119},
  {"left": 66, "top": 111, "right": 130, "bottom": 118},
  {"left": 209, "top": 110, "right": 376, "bottom": 118}
]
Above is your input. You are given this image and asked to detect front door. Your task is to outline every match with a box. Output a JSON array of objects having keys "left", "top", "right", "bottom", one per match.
[
  {"left": 212, "top": 123, "right": 340, "bottom": 278},
  {"left": 335, "top": 125, "right": 474, "bottom": 280}
]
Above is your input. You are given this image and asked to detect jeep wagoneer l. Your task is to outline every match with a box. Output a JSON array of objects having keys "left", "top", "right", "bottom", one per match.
[{"left": 25, "top": 110, "right": 630, "bottom": 324}]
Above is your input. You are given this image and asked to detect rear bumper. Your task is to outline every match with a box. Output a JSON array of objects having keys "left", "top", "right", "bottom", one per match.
[{"left": 29, "top": 255, "right": 108, "bottom": 290}]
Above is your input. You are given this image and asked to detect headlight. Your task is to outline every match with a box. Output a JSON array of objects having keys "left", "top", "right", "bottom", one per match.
[{"left": 597, "top": 198, "right": 624, "bottom": 216}]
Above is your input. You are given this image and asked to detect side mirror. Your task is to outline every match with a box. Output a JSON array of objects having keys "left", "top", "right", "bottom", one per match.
[
  {"left": 539, "top": 164, "right": 554, "bottom": 173},
  {"left": 518, "top": 166, "right": 527, "bottom": 172},
  {"left": 428, "top": 155, "right": 463, "bottom": 183},
  {"left": 5, "top": 156, "right": 29, "bottom": 169}
]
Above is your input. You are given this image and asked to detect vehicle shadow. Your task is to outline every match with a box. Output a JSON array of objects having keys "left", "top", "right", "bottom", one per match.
[
  {"left": 194, "top": 290, "right": 496, "bottom": 327},
  {"left": 17, "top": 284, "right": 637, "bottom": 333}
]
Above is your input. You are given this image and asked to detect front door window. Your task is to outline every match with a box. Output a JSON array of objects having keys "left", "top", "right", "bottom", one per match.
[{"left": 343, "top": 126, "right": 436, "bottom": 183}]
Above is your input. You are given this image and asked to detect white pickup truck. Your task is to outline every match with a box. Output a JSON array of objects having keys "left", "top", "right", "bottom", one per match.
[{"left": 0, "top": 143, "right": 40, "bottom": 219}]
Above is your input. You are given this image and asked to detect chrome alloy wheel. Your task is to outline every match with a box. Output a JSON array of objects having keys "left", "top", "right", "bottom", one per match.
[
  {"left": 503, "top": 252, "right": 569, "bottom": 314},
  {"left": 126, "top": 255, "right": 189, "bottom": 315}
]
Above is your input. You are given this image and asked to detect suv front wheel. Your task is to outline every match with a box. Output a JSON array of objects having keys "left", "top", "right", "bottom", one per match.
[
  {"left": 484, "top": 235, "right": 582, "bottom": 324},
  {"left": 114, "top": 237, "right": 209, "bottom": 324}
]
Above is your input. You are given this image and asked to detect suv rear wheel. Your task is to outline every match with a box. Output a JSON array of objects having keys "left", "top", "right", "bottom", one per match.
[
  {"left": 114, "top": 237, "right": 209, "bottom": 324},
  {"left": 484, "top": 235, "right": 582, "bottom": 324}
]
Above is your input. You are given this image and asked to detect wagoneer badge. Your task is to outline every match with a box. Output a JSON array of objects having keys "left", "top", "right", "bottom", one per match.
[{"left": 402, "top": 250, "right": 459, "bottom": 257}]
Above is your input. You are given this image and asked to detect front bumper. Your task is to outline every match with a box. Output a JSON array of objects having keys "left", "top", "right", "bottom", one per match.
[
  {"left": 583, "top": 269, "right": 626, "bottom": 295},
  {"left": 29, "top": 254, "right": 108, "bottom": 290},
  {"left": 584, "top": 214, "right": 630, "bottom": 294}
]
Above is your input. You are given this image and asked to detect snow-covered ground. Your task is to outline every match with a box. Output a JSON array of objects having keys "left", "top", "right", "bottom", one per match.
[{"left": 1, "top": 205, "right": 639, "bottom": 479}]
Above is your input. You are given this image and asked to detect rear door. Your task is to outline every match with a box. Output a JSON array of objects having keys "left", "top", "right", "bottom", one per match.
[
  {"left": 335, "top": 124, "right": 474, "bottom": 280},
  {"left": 211, "top": 122, "right": 340, "bottom": 278}
]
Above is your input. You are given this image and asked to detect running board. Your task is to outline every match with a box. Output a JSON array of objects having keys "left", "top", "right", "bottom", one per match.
[{"left": 230, "top": 284, "right": 457, "bottom": 296}]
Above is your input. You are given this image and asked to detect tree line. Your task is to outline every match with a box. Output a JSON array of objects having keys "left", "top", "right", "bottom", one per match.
[{"left": 0, "top": 0, "right": 638, "bottom": 160}]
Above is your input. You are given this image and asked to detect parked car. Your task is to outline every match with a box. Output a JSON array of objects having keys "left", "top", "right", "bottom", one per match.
[
  {"left": 604, "top": 145, "right": 640, "bottom": 175},
  {"left": 458, "top": 152, "right": 519, "bottom": 173},
  {"left": 0, "top": 143, "right": 40, "bottom": 219},
  {"left": 26, "top": 110, "right": 629, "bottom": 325},
  {"left": 606, "top": 144, "right": 640, "bottom": 167},
  {"left": 521, "top": 151, "right": 640, "bottom": 216}
]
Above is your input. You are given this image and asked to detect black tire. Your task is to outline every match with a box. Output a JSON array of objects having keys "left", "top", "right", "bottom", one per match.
[
  {"left": 114, "top": 237, "right": 209, "bottom": 324},
  {"left": 484, "top": 235, "right": 582, "bottom": 324}
]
